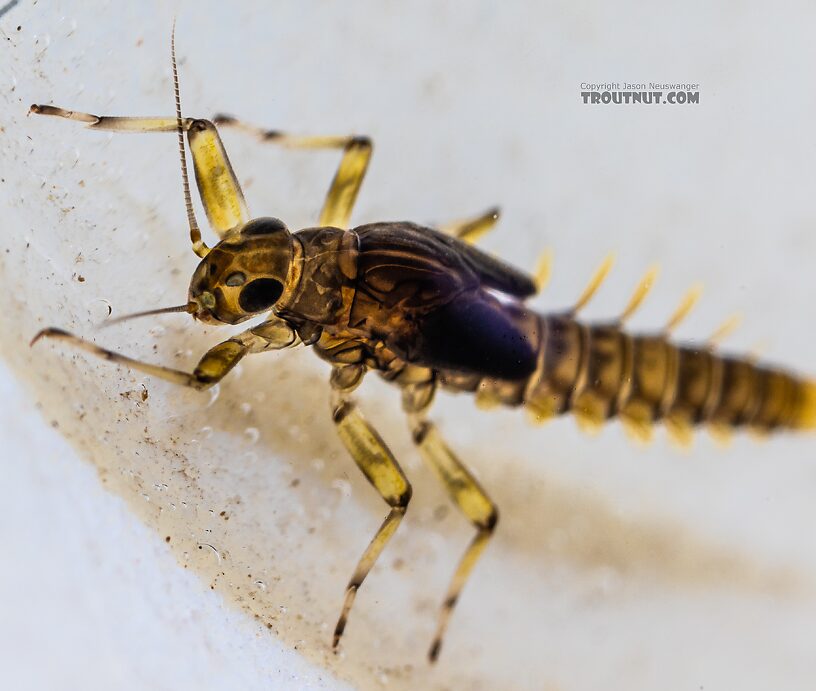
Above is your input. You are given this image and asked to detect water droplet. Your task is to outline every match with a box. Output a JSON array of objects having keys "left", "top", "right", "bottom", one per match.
[
  {"left": 141, "top": 493, "right": 150, "bottom": 502},
  {"left": 199, "top": 425, "right": 213, "bottom": 439},
  {"left": 86, "top": 298, "right": 112, "bottom": 324},
  {"left": 240, "top": 401, "right": 252, "bottom": 415},
  {"left": 278, "top": 604, "right": 288, "bottom": 615},
  {"left": 331, "top": 478, "right": 352, "bottom": 500},
  {"left": 206, "top": 384, "right": 221, "bottom": 407},
  {"left": 148, "top": 324, "right": 165, "bottom": 337},
  {"left": 197, "top": 543, "right": 222, "bottom": 564},
  {"left": 244, "top": 427, "right": 260, "bottom": 444},
  {"left": 254, "top": 580, "right": 267, "bottom": 591}
]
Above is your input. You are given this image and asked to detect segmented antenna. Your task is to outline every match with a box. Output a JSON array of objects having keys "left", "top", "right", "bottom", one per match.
[
  {"left": 171, "top": 20, "right": 209, "bottom": 258},
  {"left": 100, "top": 301, "right": 198, "bottom": 328}
]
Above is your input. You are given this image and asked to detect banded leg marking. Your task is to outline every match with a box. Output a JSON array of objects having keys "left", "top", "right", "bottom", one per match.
[
  {"left": 212, "top": 114, "right": 372, "bottom": 230},
  {"left": 30, "top": 316, "right": 300, "bottom": 390},
  {"left": 29, "top": 105, "right": 249, "bottom": 236},
  {"left": 329, "top": 365, "right": 412, "bottom": 649},
  {"left": 403, "top": 383, "right": 498, "bottom": 662}
]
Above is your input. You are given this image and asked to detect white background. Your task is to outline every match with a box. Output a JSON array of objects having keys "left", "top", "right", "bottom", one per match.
[{"left": 3, "top": 2, "right": 816, "bottom": 690}]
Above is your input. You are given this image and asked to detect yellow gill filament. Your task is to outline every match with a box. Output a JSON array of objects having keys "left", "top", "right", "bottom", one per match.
[
  {"left": 450, "top": 206, "right": 500, "bottom": 245},
  {"left": 571, "top": 253, "right": 615, "bottom": 313},
  {"left": 664, "top": 283, "right": 703, "bottom": 333},
  {"left": 618, "top": 264, "right": 660, "bottom": 323},
  {"left": 708, "top": 313, "right": 742, "bottom": 349},
  {"left": 533, "top": 248, "right": 553, "bottom": 293}
]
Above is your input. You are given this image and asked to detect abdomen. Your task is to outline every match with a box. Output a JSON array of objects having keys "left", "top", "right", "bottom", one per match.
[{"left": 439, "top": 311, "right": 816, "bottom": 441}]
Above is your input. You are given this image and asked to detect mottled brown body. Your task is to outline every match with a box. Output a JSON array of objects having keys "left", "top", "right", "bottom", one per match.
[{"left": 291, "top": 222, "right": 812, "bottom": 441}]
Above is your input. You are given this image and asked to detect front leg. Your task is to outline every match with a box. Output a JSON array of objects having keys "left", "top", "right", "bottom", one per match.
[
  {"left": 31, "top": 316, "right": 300, "bottom": 390},
  {"left": 29, "top": 106, "right": 249, "bottom": 238}
]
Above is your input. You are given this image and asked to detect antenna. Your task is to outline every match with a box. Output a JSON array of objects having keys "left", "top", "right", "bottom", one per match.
[
  {"left": 99, "top": 302, "right": 198, "bottom": 328},
  {"left": 171, "top": 19, "right": 209, "bottom": 258}
]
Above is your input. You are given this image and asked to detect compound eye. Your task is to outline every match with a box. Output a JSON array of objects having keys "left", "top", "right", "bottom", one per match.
[
  {"left": 238, "top": 278, "right": 283, "bottom": 313},
  {"left": 225, "top": 271, "right": 246, "bottom": 287}
]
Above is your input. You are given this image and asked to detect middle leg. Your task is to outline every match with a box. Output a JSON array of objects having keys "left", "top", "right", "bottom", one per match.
[{"left": 213, "top": 115, "right": 372, "bottom": 230}]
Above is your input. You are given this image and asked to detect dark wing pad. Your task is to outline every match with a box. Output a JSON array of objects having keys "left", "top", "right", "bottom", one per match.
[
  {"left": 415, "top": 292, "right": 538, "bottom": 380},
  {"left": 354, "top": 222, "right": 536, "bottom": 309}
]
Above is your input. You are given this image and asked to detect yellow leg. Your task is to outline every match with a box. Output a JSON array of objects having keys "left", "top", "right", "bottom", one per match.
[
  {"left": 437, "top": 206, "right": 500, "bottom": 244},
  {"left": 212, "top": 115, "right": 372, "bottom": 230},
  {"left": 403, "top": 383, "right": 498, "bottom": 662},
  {"left": 30, "top": 316, "right": 300, "bottom": 390},
  {"left": 329, "top": 365, "right": 412, "bottom": 649},
  {"left": 30, "top": 105, "right": 249, "bottom": 237}
]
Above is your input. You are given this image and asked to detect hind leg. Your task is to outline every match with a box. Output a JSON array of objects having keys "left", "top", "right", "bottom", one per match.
[
  {"left": 329, "top": 365, "right": 412, "bottom": 649},
  {"left": 402, "top": 381, "right": 498, "bottom": 662}
]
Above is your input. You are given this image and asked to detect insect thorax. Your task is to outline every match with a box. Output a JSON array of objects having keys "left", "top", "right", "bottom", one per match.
[{"left": 277, "top": 226, "right": 359, "bottom": 328}]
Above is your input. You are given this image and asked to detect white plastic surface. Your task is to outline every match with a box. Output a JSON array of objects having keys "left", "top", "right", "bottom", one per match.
[{"left": 3, "top": 2, "right": 816, "bottom": 690}]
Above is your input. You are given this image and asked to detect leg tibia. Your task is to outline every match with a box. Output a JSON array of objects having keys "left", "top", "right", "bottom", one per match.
[{"left": 329, "top": 367, "right": 411, "bottom": 649}]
